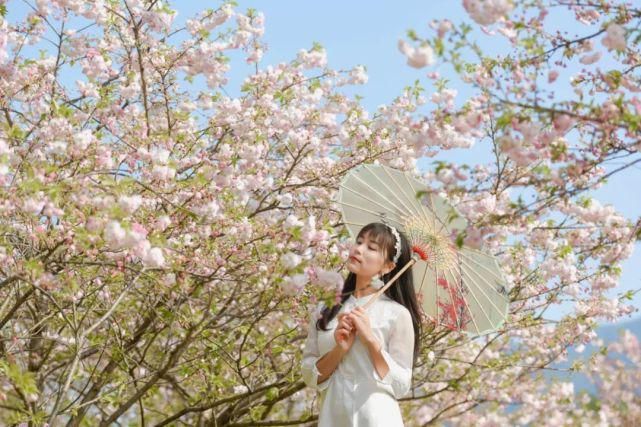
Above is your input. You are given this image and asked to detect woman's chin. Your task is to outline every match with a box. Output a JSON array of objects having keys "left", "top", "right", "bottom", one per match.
[{"left": 346, "top": 261, "right": 358, "bottom": 274}]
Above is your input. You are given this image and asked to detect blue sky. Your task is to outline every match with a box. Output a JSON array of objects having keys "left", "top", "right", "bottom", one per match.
[{"left": 6, "top": 0, "right": 640, "bottom": 323}]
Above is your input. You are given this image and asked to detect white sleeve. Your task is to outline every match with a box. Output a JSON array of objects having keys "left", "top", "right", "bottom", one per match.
[
  {"left": 372, "top": 307, "right": 415, "bottom": 399},
  {"left": 300, "top": 304, "right": 331, "bottom": 391}
]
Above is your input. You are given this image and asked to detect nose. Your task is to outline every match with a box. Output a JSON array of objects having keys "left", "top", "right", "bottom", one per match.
[{"left": 353, "top": 242, "right": 366, "bottom": 254}]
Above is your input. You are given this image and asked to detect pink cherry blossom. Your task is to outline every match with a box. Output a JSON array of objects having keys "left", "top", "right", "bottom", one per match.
[
  {"left": 0, "top": 21, "right": 9, "bottom": 63},
  {"left": 284, "top": 214, "right": 304, "bottom": 229},
  {"left": 579, "top": 51, "right": 602, "bottom": 65},
  {"left": 142, "top": 247, "right": 165, "bottom": 268},
  {"left": 81, "top": 48, "right": 113, "bottom": 80},
  {"left": 602, "top": 23, "right": 626, "bottom": 51},
  {"left": 463, "top": 0, "right": 514, "bottom": 26},
  {"left": 312, "top": 267, "right": 344, "bottom": 291},
  {"left": 296, "top": 47, "right": 327, "bottom": 69},
  {"left": 281, "top": 274, "right": 308, "bottom": 296},
  {"left": 118, "top": 195, "right": 143, "bottom": 215},
  {"left": 280, "top": 252, "right": 302, "bottom": 269},
  {"left": 553, "top": 114, "right": 574, "bottom": 134},
  {"left": 349, "top": 65, "right": 368, "bottom": 84},
  {"left": 398, "top": 39, "right": 434, "bottom": 68},
  {"left": 104, "top": 221, "right": 126, "bottom": 249},
  {"left": 433, "top": 19, "right": 453, "bottom": 38}
]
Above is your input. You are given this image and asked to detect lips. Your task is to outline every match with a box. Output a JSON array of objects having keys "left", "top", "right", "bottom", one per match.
[{"left": 349, "top": 256, "right": 361, "bottom": 263}]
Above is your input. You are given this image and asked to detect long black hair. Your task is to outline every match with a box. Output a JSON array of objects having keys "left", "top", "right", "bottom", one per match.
[{"left": 316, "top": 222, "right": 422, "bottom": 363}]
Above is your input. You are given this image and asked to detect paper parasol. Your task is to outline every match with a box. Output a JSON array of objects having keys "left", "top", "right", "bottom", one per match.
[{"left": 336, "top": 163, "right": 509, "bottom": 335}]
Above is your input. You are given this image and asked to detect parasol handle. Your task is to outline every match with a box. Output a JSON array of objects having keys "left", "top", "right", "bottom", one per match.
[{"left": 362, "top": 256, "right": 417, "bottom": 310}]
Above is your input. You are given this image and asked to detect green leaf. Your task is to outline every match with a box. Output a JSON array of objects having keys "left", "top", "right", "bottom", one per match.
[
  {"left": 455, "top": 232, "right": 465, "bottom": 249},
  {"left": 249, "top": 404, "right": 266, "bottom": 421},
  {"left": 622, "top": 290, "right": 635, "bottom": 301},
  {"left": 623, "top": 111, "right": 641, "bottom": 133},
  {"left": 8, "top": 124, "right": 25, "bottom": 140},
  {"left": 0, "top": 360, "right": 39, "bottom": 396},
  {"left": 570, "top": 360, "right": 583, "bottom": 372},
  {"left": 311, "top": 41, "right": 324, "bottom": 52},
  {"left": 584, "top": 393, "right": 601, "bottom": 411},
  {"left": 495, "top": 111, "right": 513, "bottom": 130},
  {"left": 550, "top": 139, "right": 567, "bottom": 161},
  {"left": 265, "top": 386, "right": 279, "bottom": 400},
  {"left": 606, "top": 69, "right": 622, "bottom": 88},
  {"left": 557, "top": 245, "right": 572, "bottom": 258},
  {"left": 434, "top": 37, "right": 444, "bottom": 56}
]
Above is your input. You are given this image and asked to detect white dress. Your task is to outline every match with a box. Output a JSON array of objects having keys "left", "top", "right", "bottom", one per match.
[{"left": 301, "top": 293, "right": 415, "bottom": 427}]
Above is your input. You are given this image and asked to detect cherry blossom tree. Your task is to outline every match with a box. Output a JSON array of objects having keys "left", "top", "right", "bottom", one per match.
[
  {"left": 0, "top": 0, "right": 639, "bottom": 425},
  {"left": 446, "top": 329, "right": 641, "bottom": 426},
  {"left": 397, "top": 0, "right": 641, "bottom": 424}
]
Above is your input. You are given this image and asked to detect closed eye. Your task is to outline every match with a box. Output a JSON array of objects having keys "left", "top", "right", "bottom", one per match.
[{"left": 357, "top": 239, "right": 378, "bottom": 250}]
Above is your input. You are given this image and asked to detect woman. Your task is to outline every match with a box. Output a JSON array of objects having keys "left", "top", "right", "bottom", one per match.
[{"left": 301, "top": 222, "right": 422, "bottom": 427}]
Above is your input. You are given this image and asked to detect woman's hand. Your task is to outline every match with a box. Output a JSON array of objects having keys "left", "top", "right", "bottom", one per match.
[
  {"left": 346, "top": 306, "right": 376, "bottom": 347},
  {"left": 334, "top": 313, "right": 356, "bottom": 353}
]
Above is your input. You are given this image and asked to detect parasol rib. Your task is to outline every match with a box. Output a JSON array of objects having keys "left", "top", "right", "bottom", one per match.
[
  {"left": 404, "top": 174, "right": 439, "bottom": 234},
  {"left": 377, "top": 166, "right": 429, "bottom": 222},
  {"left": 366, "top": 165, "right": 426, "bottom": 222},
  {"left": 336, "top": 200, "right": 403, "bottom": 224},
  {"left": 339, "top": 179, "right": 402, "bottom": 214},
  {"left": 421, "top": 195, "right": 453, "bottom": 236},
  {"left": 459, "top": 269, "right": 500, "bottom": 331},
  {"left": 459, "top": 260, "right": 508, "bottom": 316},
  {"left": 460, "top": 248, "right": 506, "bottom": 279}
]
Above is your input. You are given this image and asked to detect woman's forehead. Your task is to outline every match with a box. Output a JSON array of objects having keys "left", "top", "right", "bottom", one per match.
[{"left": 357, "top": 230, "right": 383, "bottom": 244}]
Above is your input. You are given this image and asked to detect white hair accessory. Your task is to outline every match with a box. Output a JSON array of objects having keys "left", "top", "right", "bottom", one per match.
[{"left": 387, "top": 224, "right": 402, "bottom": 265}]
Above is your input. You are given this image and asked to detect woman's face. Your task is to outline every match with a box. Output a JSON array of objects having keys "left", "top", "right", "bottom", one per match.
[{"left": 346, "top": 232, "right": 390, "bottom": 278}]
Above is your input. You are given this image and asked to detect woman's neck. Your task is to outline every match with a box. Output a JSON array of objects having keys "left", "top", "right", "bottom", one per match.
[{"left": 353, "top": 275, "right": 377, "bottom": 299}]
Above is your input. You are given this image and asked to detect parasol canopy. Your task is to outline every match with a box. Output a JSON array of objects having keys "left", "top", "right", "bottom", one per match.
[{"left": 336, "top": 163, "right": 509, "bottom": 336}]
